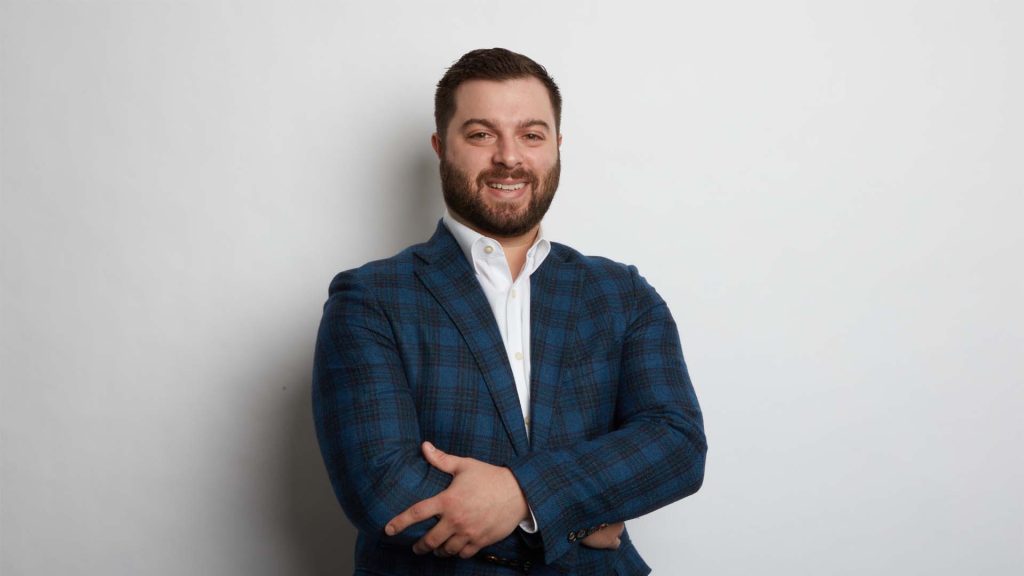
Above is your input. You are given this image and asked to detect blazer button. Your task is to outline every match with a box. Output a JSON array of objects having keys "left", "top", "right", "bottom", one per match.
[
  {"left": 576, "top": 529, "right": 587, "bottom": 539},
  {"left": 567, "top": 531, "right": 577, "bottom": 542}
]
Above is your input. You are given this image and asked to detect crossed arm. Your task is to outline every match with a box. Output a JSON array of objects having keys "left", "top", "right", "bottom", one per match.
[
  {"left": 312, "top": 268, "right": 705, "bottom": 565},
  {"left": 385, "top": 441, "right": 623, "bottom": 559}
]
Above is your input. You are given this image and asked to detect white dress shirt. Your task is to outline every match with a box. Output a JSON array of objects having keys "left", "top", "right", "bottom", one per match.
[
  {"left": 442, "top": 211, "right": 551, "bottom": 436},
  {"left": 442, "top": 211, "right": 551, "bottom": 533}
]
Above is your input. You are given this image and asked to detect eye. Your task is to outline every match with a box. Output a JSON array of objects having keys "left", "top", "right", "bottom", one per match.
[
  {"left": 468, "top": 132, "right": 491, "bottom": 140},
  {"left": 524, "top": 133, "right": 543, "bottom": 141}
]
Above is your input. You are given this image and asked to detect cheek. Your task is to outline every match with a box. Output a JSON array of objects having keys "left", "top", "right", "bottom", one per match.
[
  {"left": 450, "top": 153, "right": 489, "bottom": 177},
  {"left": 532, "top": 158, "right": 558, "bottom": 176},
  {"left": 529, "top": 147, "right": 559, "bottom": 167}
]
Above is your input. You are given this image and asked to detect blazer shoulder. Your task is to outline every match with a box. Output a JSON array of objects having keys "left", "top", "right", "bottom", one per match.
[
  {"left": 550, "top": 241, "right": 634, "bottom": 272},
  {"left": 321, "top": 243, "right": 429, "bottom": 312},
  {"left": 550, "top": 241, "right": 646, "bottom": 291},
  {"left": 549, "top": 242, "right": 663, "bottom": 322}
]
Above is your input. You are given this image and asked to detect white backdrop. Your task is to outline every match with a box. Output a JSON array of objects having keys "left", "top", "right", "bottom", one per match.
[{"left": 2, "top": 1, "right": 1022, "bottom": 574}]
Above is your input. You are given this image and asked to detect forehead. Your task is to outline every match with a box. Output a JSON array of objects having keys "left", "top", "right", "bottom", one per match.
[{"left": 450, "top": 77, "right": 555, "bottom": 128}]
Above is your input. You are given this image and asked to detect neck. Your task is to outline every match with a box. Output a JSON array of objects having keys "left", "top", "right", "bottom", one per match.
[
  {"left": 498, "top": 228, "right": 538, "bottom": 281},
  {"left": 448, "top": 212, "right": 539, "bottom": 281}
]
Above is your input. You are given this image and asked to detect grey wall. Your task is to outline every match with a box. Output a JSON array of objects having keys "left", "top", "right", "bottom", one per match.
[{"left": 2, "top": 1, "right": 1021, "bottom": 574}]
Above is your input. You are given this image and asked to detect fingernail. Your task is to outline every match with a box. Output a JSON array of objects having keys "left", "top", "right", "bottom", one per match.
[
  {"left": 424, "top": 441, "right": 435, "bottom": 452},
  {"left": 385, "top": 524, "right": 395, "bottom": 536}
]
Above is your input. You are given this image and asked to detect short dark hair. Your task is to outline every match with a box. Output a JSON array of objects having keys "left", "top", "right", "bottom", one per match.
[{"left": 434, "top": 48, "right": 562, "bottom": 143}]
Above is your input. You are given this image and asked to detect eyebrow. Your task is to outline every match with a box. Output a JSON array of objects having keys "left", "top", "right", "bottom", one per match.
[{"left": 460, "top": 118, "right": 552, "bottom": 132}]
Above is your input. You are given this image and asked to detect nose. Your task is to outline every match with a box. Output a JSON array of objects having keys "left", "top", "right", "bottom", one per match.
[{"left": 492, "top": 137, "right": 521, "bottom": 168}]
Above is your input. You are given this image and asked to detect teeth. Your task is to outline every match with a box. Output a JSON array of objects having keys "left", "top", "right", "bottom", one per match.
[{"left": 490, "top": 182, "right": 526, "bottom": 191}]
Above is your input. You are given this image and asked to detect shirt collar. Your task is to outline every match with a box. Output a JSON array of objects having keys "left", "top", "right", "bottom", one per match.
[{"left": 442, "top": 210, "right": 551, "bottom": 277}]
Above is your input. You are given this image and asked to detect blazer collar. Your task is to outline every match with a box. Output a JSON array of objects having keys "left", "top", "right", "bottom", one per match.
[
  {"left": 413, "top": 220, "right": 580, "bottom": 452},
  {"left": 414, "top": 221, "right": 530, "bottom": 455},
  {"left": 525, "top": 245, "right": 580, "bottom": 448}
]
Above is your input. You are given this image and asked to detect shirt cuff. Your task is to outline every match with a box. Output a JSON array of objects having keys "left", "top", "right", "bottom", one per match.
[{"left": 518, "top": 505, "right": 539, "bottom": 533}]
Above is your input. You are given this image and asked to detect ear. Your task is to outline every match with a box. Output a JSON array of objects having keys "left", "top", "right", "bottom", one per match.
[
  {"left": 557, "top": 132, "right": 563, "bottom": 148},
  {"left": 431, "top": 133, "right": 443, "bottom": 159}
]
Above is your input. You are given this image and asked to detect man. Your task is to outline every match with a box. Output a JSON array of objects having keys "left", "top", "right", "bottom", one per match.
[{"left": 313, "top": 48, "right": 706, "bottom": 575}]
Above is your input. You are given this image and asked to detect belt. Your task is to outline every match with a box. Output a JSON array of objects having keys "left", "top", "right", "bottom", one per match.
[{"left": 477, "top": 551, "right": 538, "bottom": 573}]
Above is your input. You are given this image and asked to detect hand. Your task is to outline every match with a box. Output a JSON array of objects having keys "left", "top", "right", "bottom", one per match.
[
  {"left": 581, "top": 522, "right": 624, "bottom": 550},
  {"left": 385, "top": 442, "right": 530, "bottom": 559}
]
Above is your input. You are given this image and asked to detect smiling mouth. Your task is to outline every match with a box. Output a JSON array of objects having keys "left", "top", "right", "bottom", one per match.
[{"left": 487, "top": 182, "right": 527, "bottom": 191}]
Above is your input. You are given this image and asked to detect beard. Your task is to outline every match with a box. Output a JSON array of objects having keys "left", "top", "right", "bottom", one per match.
[{"left": 440, "top": 153, "right": 560, "bottom": 238}]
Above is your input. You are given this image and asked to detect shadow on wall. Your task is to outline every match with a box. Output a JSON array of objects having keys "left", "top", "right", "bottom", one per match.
[
  {"left": 372, "top": 131, "right": 449, "bottom": 258},
  {"left": 273, "top": 149, "right": 444, "bottom": 574},
  {"left": 278, "top": 372, "right": 358, "bottom": 575}
]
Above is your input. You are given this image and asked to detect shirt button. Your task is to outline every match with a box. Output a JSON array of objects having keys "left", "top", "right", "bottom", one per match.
[
  {"left": 510, "top": 289, "right": 517, "bottom": 298},
  {"left": 483, "top": 245, "right": 494, "bottom": 254},
  {"left": 515, "top": 352, "right": 523, "bottom": 361}
]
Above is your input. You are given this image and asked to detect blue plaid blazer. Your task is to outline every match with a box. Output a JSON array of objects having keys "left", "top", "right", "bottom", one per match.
[{"left": 313, "top": 221, "right": 706, "bottom": 575}]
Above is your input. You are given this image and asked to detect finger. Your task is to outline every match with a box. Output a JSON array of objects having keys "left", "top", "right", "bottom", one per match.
[
  {"left": 613, "top": 537, "right": 621, "bottom": 549},
  {"left": 413, "top": 518, "right": 456, "bottom": 555},
  {"left": 422, "top": 441, "right": 461, "bottom": 474},
  {"left": 458, "top": 543, "right": 482, "bottom": 559},
  {"left": 581, "top": 531, "right": 617, "bottom": 550},
  {"left": 439, "top": 533, "right": 471, "bottom": 557},
  {"left": 386, "top": 496, "right": 443, "bottom": 536}
]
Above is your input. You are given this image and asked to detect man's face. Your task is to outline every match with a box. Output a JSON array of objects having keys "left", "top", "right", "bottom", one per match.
[{"left": 432, "top": 77, "right": 562, "bottom": 238}]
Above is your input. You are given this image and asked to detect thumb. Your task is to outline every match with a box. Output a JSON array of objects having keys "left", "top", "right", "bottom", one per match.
[{"left": 422, "top": 441, "right": 460, "bottom": 474}]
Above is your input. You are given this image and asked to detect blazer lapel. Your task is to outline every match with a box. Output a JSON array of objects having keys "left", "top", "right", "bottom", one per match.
[
  {"left": 413, "top": 222, "right": 531, "bottom": 456},
  {"left": 527, "top": 245, "right": 581, "bottom": 449}
]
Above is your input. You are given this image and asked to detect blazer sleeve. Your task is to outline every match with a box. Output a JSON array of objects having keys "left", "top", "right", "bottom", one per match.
[
  {"left": 312, "top": 270, "right": 451, "bottom": 545},
  {"left": 507, "top": 265, "right": 707, "bottom": 565}
]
